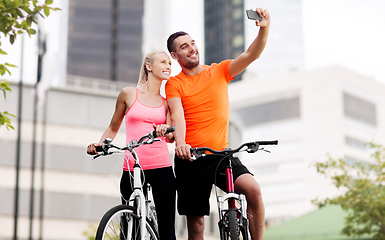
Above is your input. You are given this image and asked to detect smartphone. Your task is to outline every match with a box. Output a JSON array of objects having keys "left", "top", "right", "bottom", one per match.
[{"left": 246, "top": 9, "right": 263, "bottom": 21}]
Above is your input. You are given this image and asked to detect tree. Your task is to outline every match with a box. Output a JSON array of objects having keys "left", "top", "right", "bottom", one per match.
[
  {"left": 313, "top": 143, "right": 385, "bottom": 239},
  {"left": 0, "top": 79, "right": 15, "bottom": 129},
  {"left": 0, "top": 0, "right": 60, "bottom": 130}
]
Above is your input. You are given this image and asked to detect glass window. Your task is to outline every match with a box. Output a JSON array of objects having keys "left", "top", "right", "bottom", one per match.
[
  {"left": 343, "top": 92, "right": 377, "bottom": 126},
  {"left": 236, "top": 97, "right": 300, "bottom": 126},
  {"left": 345, "top": 136, "right": 368, "bottom": 151}
]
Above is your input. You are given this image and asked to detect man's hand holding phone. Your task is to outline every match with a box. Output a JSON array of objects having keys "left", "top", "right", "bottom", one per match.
[{"left": 246, "top": 8, "right": 270, "bottom": 28}]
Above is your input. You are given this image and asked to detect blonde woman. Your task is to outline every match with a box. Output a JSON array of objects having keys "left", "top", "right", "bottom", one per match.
[{"left": 87, "top": 51, "right": 176, "bottom": 240}]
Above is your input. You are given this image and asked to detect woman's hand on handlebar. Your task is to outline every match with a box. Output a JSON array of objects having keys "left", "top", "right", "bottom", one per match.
[
  {"left": 87, "top": 143, "right": 102, "bottom": 155},
  {"left": 152, "top": 123, "right": 170, "bottom": 137}
]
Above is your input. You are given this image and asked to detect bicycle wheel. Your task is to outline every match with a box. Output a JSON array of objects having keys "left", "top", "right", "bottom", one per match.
[
  {"left": 219, "top": 209, "right": 249, "bottom": 240},
  {"left": 228, "top": 209, "right": 239, "bottom": 240},
  {"left": 95, "top": 205, "right": 159, "bottom": 240}
]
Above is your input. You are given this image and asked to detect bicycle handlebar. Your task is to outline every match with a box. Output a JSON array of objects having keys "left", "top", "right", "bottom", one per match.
[
  {"left": 93, "top": 126, "right": 175, "bottom": 160},
  {"left": 190, "top": 140, "right": 278, "bottom": 160}
]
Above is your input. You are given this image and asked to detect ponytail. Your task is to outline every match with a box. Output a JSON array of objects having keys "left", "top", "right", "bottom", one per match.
[{"left": 137, "top": 50, "right": 167, "bottom": 87}]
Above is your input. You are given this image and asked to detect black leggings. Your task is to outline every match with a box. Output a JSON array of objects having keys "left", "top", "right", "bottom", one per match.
[{"left": 120, "top": 167, "right": 176, "bottom": 240}]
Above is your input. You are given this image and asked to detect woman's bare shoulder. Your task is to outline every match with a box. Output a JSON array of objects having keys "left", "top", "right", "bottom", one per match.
[{"left": 120, "top": 86, "right": 136, "bottom": 95}]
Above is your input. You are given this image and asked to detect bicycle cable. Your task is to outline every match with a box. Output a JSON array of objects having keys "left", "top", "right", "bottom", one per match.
[
  {"left": 214, "top": 154, "right": 230, "bottom": 199},
  {"left": 211, "top": 148, "right": 248, "bottom": 199}
]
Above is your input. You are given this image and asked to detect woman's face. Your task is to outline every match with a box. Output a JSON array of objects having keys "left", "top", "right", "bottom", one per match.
[{"left": 149, "top": 52, "right": 172, "bottom": 80}]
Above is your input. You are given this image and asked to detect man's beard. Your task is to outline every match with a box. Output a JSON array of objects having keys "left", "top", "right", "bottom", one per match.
[{"left": 183, "top": 58, "right": 200, "bottom": 70}]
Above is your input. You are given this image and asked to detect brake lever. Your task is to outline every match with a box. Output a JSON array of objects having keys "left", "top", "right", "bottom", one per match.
[
  {"left": 92, "top": 150, "right": 115, "bottom": 160},
  {"left": 142, "top": 138, "right": 161, "bottom": 145},
  {"left": 190, "top": 148, "right": 206, "bottom": 161},
  {"left": 92, "top": 153, "right": 103, "bottom": 160},
  {"left": 259, "top": 148, "right": 271, "bottom": 153}
]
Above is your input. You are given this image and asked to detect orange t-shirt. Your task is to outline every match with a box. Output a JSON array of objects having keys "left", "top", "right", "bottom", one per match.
[{"left": 165, "top": 60, "right": 234, "bottom": 150}]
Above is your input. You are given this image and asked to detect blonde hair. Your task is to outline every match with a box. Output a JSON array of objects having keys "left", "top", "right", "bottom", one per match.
[{"left": 137, "top": 50, "right": 167, "bottom": 87}]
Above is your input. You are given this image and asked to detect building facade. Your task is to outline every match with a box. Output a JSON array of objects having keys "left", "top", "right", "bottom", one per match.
[{"left": 67, "top": 0, "right": 144, "bottom": 83}]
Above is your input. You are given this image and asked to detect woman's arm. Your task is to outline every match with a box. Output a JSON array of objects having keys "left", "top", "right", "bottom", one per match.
[{"left": 87, "top": 88, "right": 132, "bottom": 155}]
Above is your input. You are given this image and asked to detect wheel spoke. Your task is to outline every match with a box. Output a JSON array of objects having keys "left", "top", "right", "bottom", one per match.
[{"left": 95, "top": 205, "right": 159, "bottom": 240}]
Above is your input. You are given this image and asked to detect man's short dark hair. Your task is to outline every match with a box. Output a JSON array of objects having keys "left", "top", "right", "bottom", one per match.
[{"left": 167, "top": 31, "right": 189, "bottom": 53}]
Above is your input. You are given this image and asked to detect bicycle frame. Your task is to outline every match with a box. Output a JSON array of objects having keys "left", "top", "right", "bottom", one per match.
[{"left": 127, "top": 147, "right": 148, "bottom": 240}]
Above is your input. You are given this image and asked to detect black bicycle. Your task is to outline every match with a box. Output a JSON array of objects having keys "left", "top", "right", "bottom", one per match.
[{"left": 191, "top": 140, "right": 278, "bottom": 240}]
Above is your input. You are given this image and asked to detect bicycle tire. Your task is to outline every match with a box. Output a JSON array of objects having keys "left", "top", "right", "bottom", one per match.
[
  {"left": 95, "top": 205, "right": 159, "bottom": 240},
  {"left": 219, "top": 209, "right": 250, "bottom": 240},
  {"left": 228, "top": 209, "right": 240, "bottom": 240}
]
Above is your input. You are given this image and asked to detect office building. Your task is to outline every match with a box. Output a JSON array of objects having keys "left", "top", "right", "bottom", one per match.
[
  {"left": 67, "top": 0, "right": 143, "bottom": 83},
  {"left": 204, "top": 0, "right": 245, "bottom": 81}
]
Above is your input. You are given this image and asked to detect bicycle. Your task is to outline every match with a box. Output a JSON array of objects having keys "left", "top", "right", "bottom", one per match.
[
  {"left": 190, "top": 140, "right": 278, "bottom": 240},
  {"left": 92, "top": 127, "right": 175, "bottom": 240}
]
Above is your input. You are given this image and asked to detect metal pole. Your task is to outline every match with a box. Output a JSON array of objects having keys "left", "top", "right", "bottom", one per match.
[
  {"left": 29, "top": 25, "right": 46, "bottom": 240},
  {"left": 28, "top": 80, "right": 38, "bottom": 240},
  {"left": 110, "top": 0, "right": 118, "bottom": 81},
  {"left": 13, "top": 33, "right": 25, "bottom": 240},
  {"left": 38, "top": 89, "right": 47, "bottom": 240}
]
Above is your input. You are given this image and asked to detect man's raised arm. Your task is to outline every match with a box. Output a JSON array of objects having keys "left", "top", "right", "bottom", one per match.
[{"left": 229, "top": 8, "right": 271, "bottom": 77}]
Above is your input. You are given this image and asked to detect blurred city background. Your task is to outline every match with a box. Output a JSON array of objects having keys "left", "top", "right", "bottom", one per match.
[{"left": 1, "top": 0, "right": 385, "bottom": 239}]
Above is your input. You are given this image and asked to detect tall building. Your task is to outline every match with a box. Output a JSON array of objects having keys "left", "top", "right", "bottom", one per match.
[
  {"left": 67, "top": 0, "right": 143, "bottom": 83},
  {"left": 204, "top": 0, "right": 245, "bottom": 81}
]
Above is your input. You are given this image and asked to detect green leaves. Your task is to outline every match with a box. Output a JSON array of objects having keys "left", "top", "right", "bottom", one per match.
[
  {"left": 0, "top": 111, "right": 16, "bottom": 130},
  {"left": 0, "top": 0, "right": 61, "bottom": 42},
  {"left": 0, "top": 80, "right": 12, "bottom": 99},
  {"left": 0, "top": 63, "right": 17, "bottom": 77},
  {"left": 0, "top": 0, "right": 60, "bottom": 131},
  {"left": 313, "top": 144, "right": 385, "bottom": 239},
  {"left": 43, "top": 6, "right": 50, "bottom": 17},
  {"left": 0, "top": 80, "right": 16, "bottom": 130}
]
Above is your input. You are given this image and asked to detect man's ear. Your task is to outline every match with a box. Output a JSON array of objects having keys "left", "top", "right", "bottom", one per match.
[{"left": 170, "top": 52, "right": 178, "bottom": 61}]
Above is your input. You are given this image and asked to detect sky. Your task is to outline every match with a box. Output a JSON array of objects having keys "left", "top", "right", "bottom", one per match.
[{"left": 303, "top": 0, "right": 385, "bottom": 84}]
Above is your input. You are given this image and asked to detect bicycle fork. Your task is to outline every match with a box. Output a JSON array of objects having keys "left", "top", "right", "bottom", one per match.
[
  {"left": 129, "top": 163, "right": 147, "bottom": 240},
  {"left": 217, "top": 158, "right": 249, "bottom": 238}
]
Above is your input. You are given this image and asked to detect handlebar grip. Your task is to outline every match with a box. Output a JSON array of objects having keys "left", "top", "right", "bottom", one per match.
[
  {"left": 151, "top": 126, "right": 175, "bottom": 138},
  {"left": 258, "top": 140, "right": 278, "bottom": 145},
  {"left": 95, "top": 145, "right": 103, "bottom": 152}
]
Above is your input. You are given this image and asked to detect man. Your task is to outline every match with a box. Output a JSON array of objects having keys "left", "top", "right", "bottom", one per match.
[{"left": 165, "top": 8, "right": 270, "bottom": 240}]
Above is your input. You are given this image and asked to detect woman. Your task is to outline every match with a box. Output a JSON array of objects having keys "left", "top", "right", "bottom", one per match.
[{"left": 87, "top": 51, "right": 176, "bottom": 240}]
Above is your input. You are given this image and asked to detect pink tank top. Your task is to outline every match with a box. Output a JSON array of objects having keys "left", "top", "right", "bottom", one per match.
[{"left": 123, "top": 88, "right": 172, "bottom": 171}]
